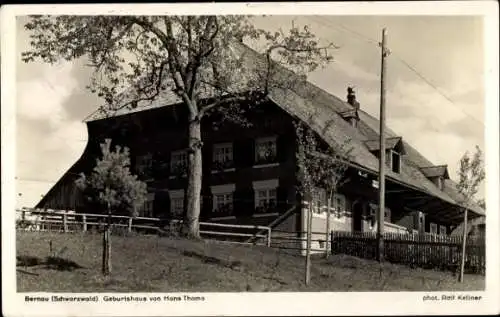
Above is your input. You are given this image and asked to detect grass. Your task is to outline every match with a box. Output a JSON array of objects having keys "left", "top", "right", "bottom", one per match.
[{"left": 16, "top": 231, "right": 484, "bottom": 292}]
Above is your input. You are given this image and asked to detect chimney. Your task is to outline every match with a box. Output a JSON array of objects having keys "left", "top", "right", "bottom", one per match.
[{"left": 347, "top": 87, "right": 360, "bottom": 110}]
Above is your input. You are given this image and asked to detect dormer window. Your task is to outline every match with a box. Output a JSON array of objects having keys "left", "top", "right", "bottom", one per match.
[
  {"left": 365, "top": 137, "right": 405, "bottom": 174},
  {"left": 388, "top": 150, "right": 401, "bottom": 173},
  {"left": 339, "top": 109, "right": 359, "bottom": 128},
  {"left": 420, "top": 165, "right": 449, "bottom": 191},
  {"left": 436, "top": 176, "right": 444, "bottom": 190}
]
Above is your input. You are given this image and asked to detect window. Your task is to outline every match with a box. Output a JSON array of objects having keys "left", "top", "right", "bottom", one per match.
[
  {"left": 439, "top": 225, "right": 447, "bottom": 236},
  {"left": 136, "top": 153, "right": 153, "bottom": 178},
  {"left": 253, "top": 179, "right": 279, "bottom": 213},
  {"left": 384, "top": 150, "right": 401, "bottom": 174},
  {"left": 350, "top": 118, "right": 358, "bottom": 128},
  {"left": 332, "top": 193, "right": 347, "bottom": 218},
  {"left": 256, "top": 189, "right": 277, "bottom": 208},
  {"left": 139, "top": 193, "right": 155, "bottom": 218},
  {"left": 171, "top": 198, "right": 184, "bottom": 217},
  {"left": 436, "top": 176, "right": 444, "bottom": 190},
  {"left": 211, "top": 184, "right": 235, "bottom": 214},
  {"left": 384, "top": 207, "right": 391, "bottom": 222},
  {"left": 169, "top": 189, "right": 184, "bottom": 218},
  {"left": 171, "top": 150, "right": 188, "bottom": 175},
  {"left": 430, "top": 222, "right": 438, "bottom": 235},
  {"left": 369, "top": 206, "right": 377, "bottom": 228},
  {"left": 213, "top": 193, "right": 233, "bottom": 213},
  {"left": 255, "top": 136, "right": 277, "bottom": 164},
  {"left": 212, "top": 143, "right": 233, "bottom": 170},
  {"left": 311, "top": 188, "right": 327, "bottom": 214},
  {"left": 318, "top": 240, "right": 325, "bottom": 249},
  {"left": 369, "top": 204, "right": 391, "bottom": 227},
  {"left": 391, "top": 151, "right": 401, "bottom": 173}
]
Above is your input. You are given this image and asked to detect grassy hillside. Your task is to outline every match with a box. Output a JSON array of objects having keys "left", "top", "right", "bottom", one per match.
[{"left": 16, "top": 231, "right": 484, "bottom": 292}]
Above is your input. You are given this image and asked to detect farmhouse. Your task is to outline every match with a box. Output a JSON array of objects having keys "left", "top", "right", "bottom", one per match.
[{"left": 35, "top": 41, "right": 484, "bottom": 251}]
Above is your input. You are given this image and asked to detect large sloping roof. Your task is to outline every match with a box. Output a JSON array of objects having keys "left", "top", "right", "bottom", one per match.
[
  {"left": 358, "top": 110, "right": 484, "bottom": 217},
  {"left": 84, "top": 41, "right": 484, "bottom": 218}
]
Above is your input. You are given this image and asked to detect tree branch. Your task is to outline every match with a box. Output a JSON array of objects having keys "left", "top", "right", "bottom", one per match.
[
  {"left": 187, "top": 17, "right": 219, "bottom": 102},
  {"left": 128, "top": 16, "right": 187, "bottom": 103},
  {"left": 199, "top": 93, "right": 252, "bottom": 117}
]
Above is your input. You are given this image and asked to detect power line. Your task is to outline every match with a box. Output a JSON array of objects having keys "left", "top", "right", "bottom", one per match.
[
  {"left": 308, "top": 16, "right": 379, "bottom": 46},
  {"left": 305, "top": 16, "right": 485, "bottom": 128},
  {"left": 390, "top": 54, "right": 485, "bottom": 128}
]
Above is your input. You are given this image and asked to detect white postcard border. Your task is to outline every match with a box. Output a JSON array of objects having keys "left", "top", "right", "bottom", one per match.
[{"left": 2, "top": 2, "right": 499, "bottom": 316}]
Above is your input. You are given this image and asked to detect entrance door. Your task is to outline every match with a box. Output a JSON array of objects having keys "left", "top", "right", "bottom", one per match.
[{"left": 352, "top": 202, "right": 363, "bottom": 232}]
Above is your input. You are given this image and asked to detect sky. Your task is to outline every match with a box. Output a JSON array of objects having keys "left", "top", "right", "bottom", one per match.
[{"left": 14, "top": 14, "right": 486, "bottom": 209}]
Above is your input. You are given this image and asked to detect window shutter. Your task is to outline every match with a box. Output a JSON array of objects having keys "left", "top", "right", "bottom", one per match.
[
  {"left": 234, "top": 138, "right": 254, "bottom": 167},
  {"left": 203, "top": 144, "right": 212, "bottom": 172},
  {"left": 152, "top": 191, "right": 166, "bottom": 218},
  {"left": 276, "top": 186, "right": 288, "bottom": 211},
  {"left": 235, "top": 187, "right": 254, "bottom": 217},
  {"left": 232, "top": 188, "right": 243, "bottom": 217},
  {"left": 277, "top": 135, "right": 287, "bottom": 163}
]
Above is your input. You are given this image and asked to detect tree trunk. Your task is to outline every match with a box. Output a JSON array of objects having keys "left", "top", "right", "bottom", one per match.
[
  {"left": 102, "top": 202, "right": 112, "bottom": 276},
  {"left": 184, "top": 118, "right": 203, "bottom": 239},
  {"left": 459, "top": 207, "right": 468, "bottom": 282},
  {"left": 102, "top": 228, "right": 107, "bottom": 274},
  {"left": 305, "top": 202, "right": 313, "bottom": 285},
  {"left": 102, "top": 226, "right": 112, "bottom": 275}
]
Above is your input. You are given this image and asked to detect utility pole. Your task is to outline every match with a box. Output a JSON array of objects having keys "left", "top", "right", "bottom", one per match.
[
  {"left": 305, "top": 201, "right": 313, "bottom": 285},
  {"left": 377, "top": 28, "right": 389, "bottom": 262}
]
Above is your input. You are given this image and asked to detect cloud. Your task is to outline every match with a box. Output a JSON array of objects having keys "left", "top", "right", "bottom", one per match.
[
  {"left": 17, "top": 63, "right": 77, "bottom": 126},
  {"left": 16, "top": 61, "right": 89, "bottom": 208}
]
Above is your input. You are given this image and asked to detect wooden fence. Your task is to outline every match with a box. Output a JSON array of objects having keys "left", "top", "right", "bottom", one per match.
[
  {"left": 331, "top": 231, "right": 485, "bottom": 274},
  {"left": 15, "top": 208, "right": 271, "bottom": 247}
]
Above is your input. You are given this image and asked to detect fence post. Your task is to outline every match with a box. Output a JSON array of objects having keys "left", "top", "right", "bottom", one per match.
[
  {"left": 82, "top": 214, "right": 87, "bottom": 232},
  {"left": 267, "top": 227, "right": 271, "bottom": 247},
  {"left": 128, "top": 217, "right": 133, "bottom": 233},
  {"left": 330, "top": 230, "right": 334, "bottom": 255},
  {"left": 63, "top": 212, "right": 68, "bottom": 233}
]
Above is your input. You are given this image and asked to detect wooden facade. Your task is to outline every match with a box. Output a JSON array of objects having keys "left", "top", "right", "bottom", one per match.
[{"left": 36, "top": 98, "right": 478, "bottom": 239}]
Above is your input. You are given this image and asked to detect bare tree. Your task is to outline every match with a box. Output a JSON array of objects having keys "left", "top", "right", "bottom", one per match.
[
  {"left": 295, "top": 120, "right": 352, "bottom": 285},
  {"left": 23, "top": 15, "right": 336, "bottom": 238},
  {"left": 456, "top": 145, "right": 485, "bottom": 282}
]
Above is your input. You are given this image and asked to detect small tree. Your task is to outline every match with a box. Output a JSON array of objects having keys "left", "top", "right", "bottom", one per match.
[
  {"left": 317, "top": 143, "right": 352, "bottom": 259},
  {"left": 76, "top": 139, "right": 148, "bottom": 275},
  {"left": 295, "top": 120, "right": 352, "bottom": 285},
  {"left": 456, "top": 145, "right": 485, "bottom": 282}
]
